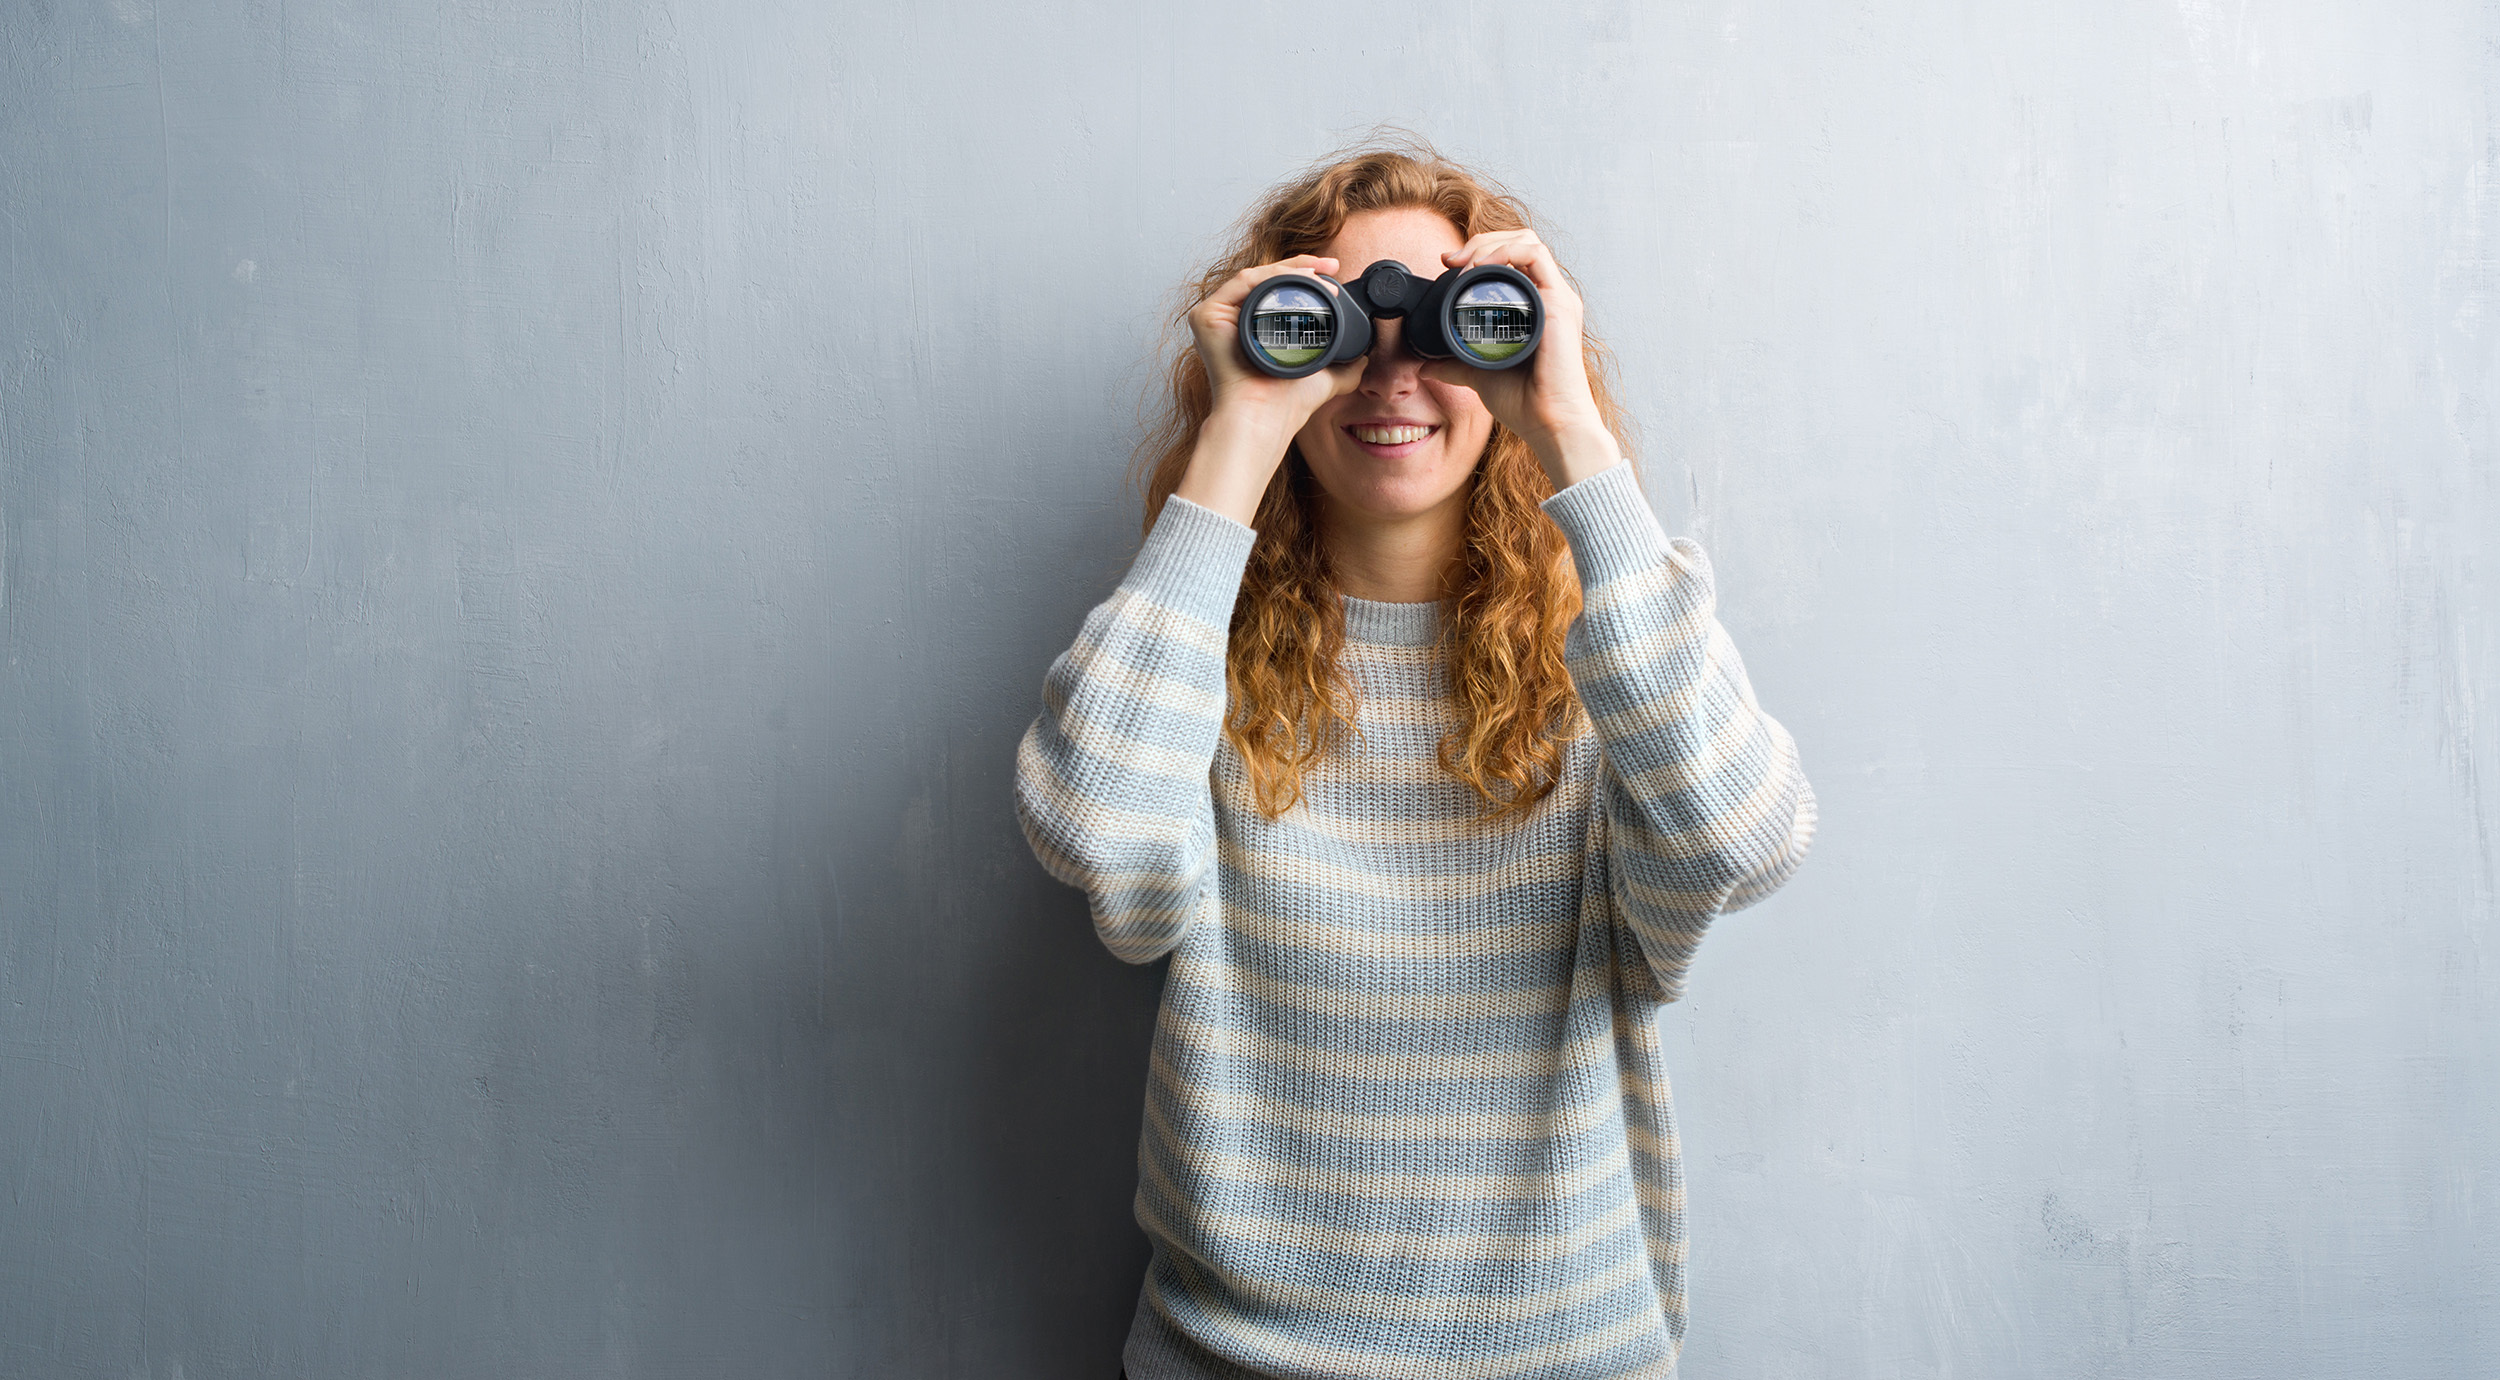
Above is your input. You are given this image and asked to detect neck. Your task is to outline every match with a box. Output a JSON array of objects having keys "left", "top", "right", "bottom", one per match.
[{"left": 1320, "top": 488, "right": 1467, "bottom": 604}]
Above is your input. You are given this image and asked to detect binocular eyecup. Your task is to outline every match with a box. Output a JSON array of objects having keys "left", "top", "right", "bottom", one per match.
[{"left": 1238, "top": 259, "right": 1544, "bottom": 380}]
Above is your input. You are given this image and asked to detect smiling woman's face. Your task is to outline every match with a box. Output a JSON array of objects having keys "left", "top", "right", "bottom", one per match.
[{"left": 1295, "top": 207, "right": 1496, "bottom": 529}]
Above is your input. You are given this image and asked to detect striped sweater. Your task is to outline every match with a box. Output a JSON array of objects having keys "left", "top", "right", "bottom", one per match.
[{"left": 1014, "top": 462, "right": 1816, "bottom": 1380}]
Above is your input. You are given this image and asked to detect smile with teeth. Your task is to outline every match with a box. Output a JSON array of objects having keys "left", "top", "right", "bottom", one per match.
[{"left": 1350, "top": 424, "right": 1437, "bottom": 445}]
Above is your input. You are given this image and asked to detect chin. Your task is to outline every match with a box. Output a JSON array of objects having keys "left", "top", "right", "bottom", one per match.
[{"left": 1310, "top": 459, "right": 1470, "bottom": 521}]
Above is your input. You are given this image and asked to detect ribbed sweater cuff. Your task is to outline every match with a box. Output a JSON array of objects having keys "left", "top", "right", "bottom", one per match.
[
  {"left": 1125, "top": 495, "right": 1258, "bottom": 627},
  {"left": 1539, "top": 461, "right": 1673, "bottom": 588}
]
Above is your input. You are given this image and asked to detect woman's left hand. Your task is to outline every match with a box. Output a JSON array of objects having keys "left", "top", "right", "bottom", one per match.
[{"left": 1418, "top": 229, "right": 1624, "bottom": 489}]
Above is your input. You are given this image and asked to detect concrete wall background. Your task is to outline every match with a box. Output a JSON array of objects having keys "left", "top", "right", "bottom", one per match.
[{"left": 3, "top": 1, "right": 2493, "bottom": 1375}]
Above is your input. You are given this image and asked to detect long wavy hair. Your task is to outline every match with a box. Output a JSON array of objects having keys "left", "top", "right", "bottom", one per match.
[{"left": 1136, "top": 137, "right": 1632, "bottom": 821}]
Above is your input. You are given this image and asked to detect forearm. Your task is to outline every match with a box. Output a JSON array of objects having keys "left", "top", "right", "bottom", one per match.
[
  {"left": 1543, "top": 465, "right": 1816, "bottom": 894},
  {"left": 1012, "top": 492, "right": 1255, "bottom": 961},
  {"left": 1171, "top": 406, "right": 1303, "bottom": 527}
]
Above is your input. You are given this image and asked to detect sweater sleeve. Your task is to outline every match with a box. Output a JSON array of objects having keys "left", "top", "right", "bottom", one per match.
[
  {"left": 1540, "top": 463, "right": 1818, "bottom": 1002},
  {"left": 1013, "top": 495, "right": 1257, "bottom": 964}
]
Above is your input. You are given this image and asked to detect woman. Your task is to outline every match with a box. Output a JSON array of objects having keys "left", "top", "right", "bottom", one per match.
[{"left": 1014, "top": 142, "right": 1817, "bottom": 1380}]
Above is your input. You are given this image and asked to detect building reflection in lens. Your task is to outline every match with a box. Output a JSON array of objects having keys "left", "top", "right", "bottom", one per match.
[
  {"left": 1453, "top": 280, "right": 1533, "bottom": 361},
  {"left": 1250, "top": 284, "right": 1333, "bottom": 366}
]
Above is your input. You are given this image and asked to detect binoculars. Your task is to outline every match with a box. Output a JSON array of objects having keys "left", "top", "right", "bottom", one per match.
[{"left": 1238, "top": 259, "right": 1544, "bottom": 379}]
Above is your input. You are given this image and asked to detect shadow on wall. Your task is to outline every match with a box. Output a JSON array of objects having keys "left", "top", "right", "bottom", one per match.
[
  {"left": 819, "top": 570, "right": 1167, "bottom": 1375},
  {"left": 962, "top": 874, "right": 1164, "bottom": 1372}
]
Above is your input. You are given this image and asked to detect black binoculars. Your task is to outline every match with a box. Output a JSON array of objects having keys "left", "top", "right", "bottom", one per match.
[{"left": 1238, "top": 259, "right": 1544, "bottom": 379}]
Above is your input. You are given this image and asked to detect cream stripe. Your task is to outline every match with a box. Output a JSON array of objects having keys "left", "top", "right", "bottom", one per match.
[
  {"left": 1608, "top": 752, "right": 1806, "bottom": 863},
  {"left": 1148, "top": 1045, "right": 1627, "bottom": 1143},
  {"left": 1572, "top": 620, "right": 1730, "bottom": 740},
  {"left": 1212, "top": 902, "right": 1572, "bottom": 964},
  {"left": 1160, "top": 1007, "right": 1601, "bottom": 1083},
  {"left": 1156, "top": 975, "right": 1678, "bottom": 1105},
  {"left": 1569, "top": 598, "right": 1716, "bottom": 686},
  {"left": 1245, "top": 782, "right": 1528, "bottom": 835},
  {"left": 1049, "top": 705, "right": 1216, "bottom": 784},
  {"left": 1013, "top": 733, "right": 1202, "bottom": 850},
  {"left": 1108, "top": 584, "right": 1231, "bottom": 659},
  {"left": 1160, "top": 1246, "right": 1654, "bottom": 1329},
  {"left": 1615, "top": 872, "right": 1726, "bottom": 919},
  {"left": 1241, "top": 788, "right": 1586, "bottom": 848},
  {"left": 1633, "top": 1178, "right": 1686, "bottom": 1215},
  {"left": 1288, "top": 734, "right": 1596, "bottom": 788},
  {"left": 1337, "top": 639, "right": 1446, "bottom": 667},
  {"left": 1298, "top": 749, "right": 1490, "bottom": 787},
  {"left": 1012, "top": 784, "right": 1089, "bottom": 892},
  {"left": 1311, "top": 689, "right": 1463, "bottom": 726},
  {"left": 1166, "top": 956, "right": 1573, "bottom": 1023},
  {"left": 1056, "top": 624, "right": 1226, "bottom": 722},
  {"left": 1138, "top": 1156, "right": 1642, "bottom": 1264},
  {"left": 1041, "top": 864, "right": 1211, "bottom": 897},
  {"left": 1099, "top": 896, "right": 1210, "bottom": 951},
  {"left": 1105, "top": 890, "right": 1216, "bottom": 964},
  {"left": 1606, "top": 677, "right": 1769, "bottom": 797},
  {"left": 1727, "top": 760, "right": 1816, "bottom": 912},
  {"left": 1095, "top": 900, "right": 1194, "bottom": 945},
  {"left": 1146, "top": 1246, "right": 1676, "bottom": 1380},
  {"left": 1143, "top": 1092, "right": 1634, "bottom": 1205},
  {"left": 1578, "top": 548, "right": 1706, "bottom": 620},
  {"left": 1624, "top": 1118, "right": 1678, "bottom": 1162},
  {"left": 1217, "top": 836, "right": 1586, "bottom": 903}
]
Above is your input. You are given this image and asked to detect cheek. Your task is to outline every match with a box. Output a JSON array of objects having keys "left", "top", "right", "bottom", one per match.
[
  {"left": 1294, "top": 407, "right": 1348, "bottom": 457},
  {"left": 1423, "top": 382, "right": 1495, "bottom": 448}
]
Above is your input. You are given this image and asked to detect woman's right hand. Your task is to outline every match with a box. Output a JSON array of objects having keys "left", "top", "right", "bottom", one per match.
[{"left": 1174, "top": 255, "right": 1363, "bottom": 526}]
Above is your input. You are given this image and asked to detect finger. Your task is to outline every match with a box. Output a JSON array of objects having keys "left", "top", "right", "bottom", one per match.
[
  {"left": 1442, "top": 230, "right": 1533, "bottom": 263},
  {"left": 1473, "top": 242, "right": 1567, "bottom": 294},
  {"left": 1203, "top": 255, "right": 1342, "bottom": 310},
  {"left": 1441, "top": 230, "right": 1539, "bottom": 269},
  {"left": 1442, "top": 233, "right": 1574, "bottom": 297}
]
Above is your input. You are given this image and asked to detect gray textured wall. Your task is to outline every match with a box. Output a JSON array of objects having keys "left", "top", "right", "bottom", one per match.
[{"left": 3, "top": 1, "right": 2493, "bottom": 1376}]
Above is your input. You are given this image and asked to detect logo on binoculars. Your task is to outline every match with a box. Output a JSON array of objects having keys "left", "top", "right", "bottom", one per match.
[
  {"left": 1454, "top": 280, "right": 1533, "bottom": 361},
  {"left": 1250, "top": 285, "right": 1334, "bottom": 366}
]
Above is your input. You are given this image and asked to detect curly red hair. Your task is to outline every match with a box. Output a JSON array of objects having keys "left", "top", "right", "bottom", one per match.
[{"left": 1135, "top": 137, "right": 1632, "bottom": 820}]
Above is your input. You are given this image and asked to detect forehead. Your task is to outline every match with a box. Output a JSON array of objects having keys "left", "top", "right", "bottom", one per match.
[{"left": 1322, "top": 206, "right": 1464, "bottom": 279}]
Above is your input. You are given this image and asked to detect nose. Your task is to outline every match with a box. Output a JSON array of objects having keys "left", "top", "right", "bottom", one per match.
[{"left": 1358, "top": 316, "right": 1425, "bottom": 396}]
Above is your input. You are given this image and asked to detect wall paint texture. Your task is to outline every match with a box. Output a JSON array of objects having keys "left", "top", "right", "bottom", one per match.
[{"left": 3, "top": 1, "right": 2494, "bottom": 1376}]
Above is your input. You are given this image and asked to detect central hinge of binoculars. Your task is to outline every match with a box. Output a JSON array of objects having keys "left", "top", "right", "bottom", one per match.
[{"left": 1353, "top": 261, "right": 1418, "bottom": 318}]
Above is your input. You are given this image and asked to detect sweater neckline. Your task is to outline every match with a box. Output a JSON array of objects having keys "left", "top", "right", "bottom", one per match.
[{"left": 1340, "top": 593, "right": 1445, "bottom": 647}]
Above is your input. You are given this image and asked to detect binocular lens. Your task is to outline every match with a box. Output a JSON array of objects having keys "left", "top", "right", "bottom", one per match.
[
  {"left": 1452, "top": 279, "right": 1535, "bottom": 362},
  {"left": 1247, "top": 284, "right": 1335, "bottom": 368}
]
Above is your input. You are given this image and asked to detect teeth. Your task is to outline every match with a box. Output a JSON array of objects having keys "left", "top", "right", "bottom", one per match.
[{"left": 1352, "top": 425, "right": 1434, "bottom": 445}]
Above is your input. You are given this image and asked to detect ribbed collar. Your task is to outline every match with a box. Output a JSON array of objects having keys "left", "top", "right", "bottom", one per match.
[{"left": 1339, "top": 593, "right": 1446, "bottom": 647}]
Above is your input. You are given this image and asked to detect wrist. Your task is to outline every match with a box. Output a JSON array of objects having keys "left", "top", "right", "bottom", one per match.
[
  {"left": 1176, "top": 406, "right": 1301, "bottom": 527},
  {"left": 1202, "top": 401, "right": 1304, "bottom": 458},
  {"left": 1531, "top": 422, "right": 1624, "bottom": 491}
]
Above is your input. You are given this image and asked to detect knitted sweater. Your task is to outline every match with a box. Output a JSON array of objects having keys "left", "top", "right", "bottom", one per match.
[{"left": 1014, "top": 463, "right": 1816, "bottom": 1380}]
